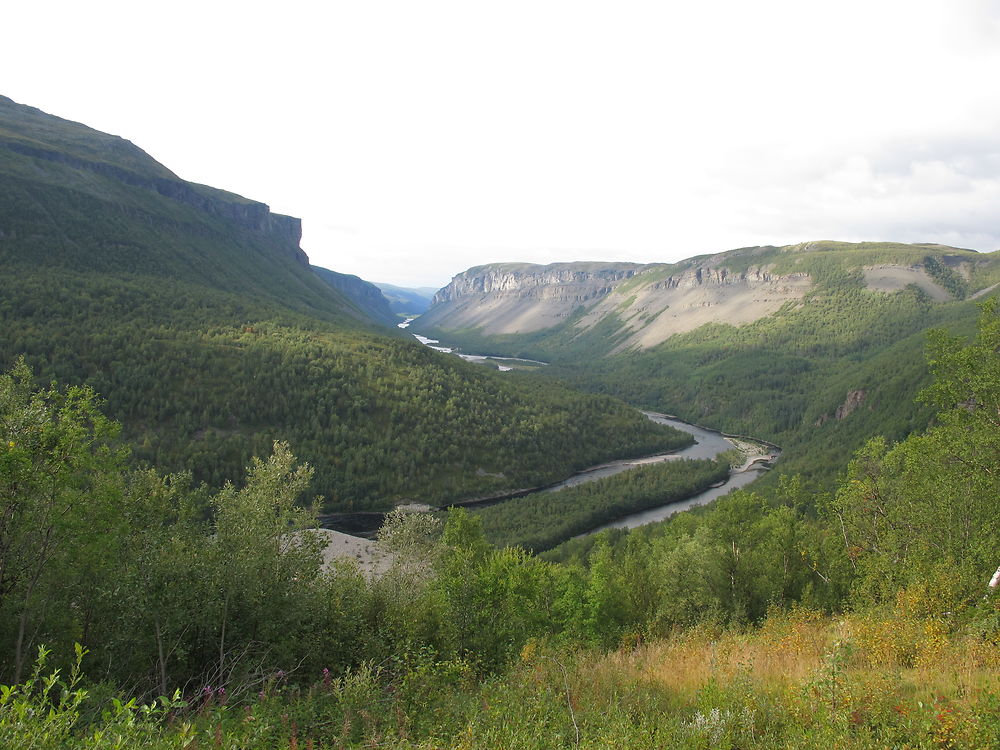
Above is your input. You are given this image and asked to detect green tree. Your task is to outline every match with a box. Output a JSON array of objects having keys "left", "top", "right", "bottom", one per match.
[
  {"left": 829, "top": 300, "right": 1000, "bottom": 607},
  {"left": 0, "top": 359, "right": 126, "bottom": 681},
  {"left": 205, "top": 442, "right": 322, "bottom": 686}
]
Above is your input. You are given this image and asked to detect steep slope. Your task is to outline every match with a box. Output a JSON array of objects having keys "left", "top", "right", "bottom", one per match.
[
  {"left": 0, "top": 95, "right": 687, "bottom": 509},
  {"left": 312, "top": 266, "right": 396, "bottom": 326},
  {"left": 416, "top": 242, "right": 1000, "bottom": 487},
  {"left": 421, "top": 262, "right": 646, "bottom": 334}
]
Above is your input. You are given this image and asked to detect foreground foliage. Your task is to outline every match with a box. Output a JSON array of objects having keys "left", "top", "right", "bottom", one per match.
[{"left": 7, "top": 606, "right": 1000, "bottom": 749}]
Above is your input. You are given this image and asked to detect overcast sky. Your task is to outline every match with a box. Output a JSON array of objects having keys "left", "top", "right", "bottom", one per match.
[{"left": 5, "top": 1, "right": 1000, "bottom": 288}]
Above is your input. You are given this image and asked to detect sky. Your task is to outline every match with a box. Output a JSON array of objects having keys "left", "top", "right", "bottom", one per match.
[{"left": 5, "top": 1, "right": 1000, "bottom": 289}]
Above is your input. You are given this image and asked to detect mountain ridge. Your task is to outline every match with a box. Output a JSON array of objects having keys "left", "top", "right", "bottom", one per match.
[
  {"left": 419, "top": 242, "right": 997, "bottom": 352},
  {"left": 0, "top": 93, "right": 687, "bottom": 511},
  {"left": 415, "top": 242, "right": 1000, "bottom": 489},
  {"left": 0, "top": 94, "right": 312, "bottom": 272}
]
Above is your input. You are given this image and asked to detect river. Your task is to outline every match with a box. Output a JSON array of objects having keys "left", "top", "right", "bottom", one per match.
[
  {"left": 536, "top": 411, "right": 779, "bottom": 534},
  {"left": 580, "top": 412, "right": 779, "bottom": 534},
  {"left": 322, "top": 329, "right": 779, "bottom": 537},
  {"left": 401, "top": 318, "right": 547, "bottom": 371}
]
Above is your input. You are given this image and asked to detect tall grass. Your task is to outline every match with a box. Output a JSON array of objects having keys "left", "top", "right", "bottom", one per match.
[{"left": 9, "top": 604, "right": 1000, "bottom": 748}]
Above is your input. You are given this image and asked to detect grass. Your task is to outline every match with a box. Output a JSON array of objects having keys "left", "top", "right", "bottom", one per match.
[
  {"left": 616, "top": 610, "right": 999, "bottom": 701},
  {"left": 11, "top": 604, "right": 1000, "bottom": 748}
]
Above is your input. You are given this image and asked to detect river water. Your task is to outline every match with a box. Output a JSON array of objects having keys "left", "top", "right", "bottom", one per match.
[
  {"left": 393, "top": 326, "right": 781, "bottom": 534},
  {"left": 403, "top": 320, "right": 547, "bottom": 371},
  {"left": 569, "top": 412, "right": 779, "bottom": 534}
]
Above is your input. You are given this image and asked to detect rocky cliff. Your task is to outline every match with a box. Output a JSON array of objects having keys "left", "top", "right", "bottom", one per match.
[
  {"left": 433, "top": 263, "right": 643, "bottom": 303},
  {"left": 419, "top": 262, "right": 647, "bottom": 335},
  {"left": 418, "top": 257, "right": 812, "bottom": 348},
  {"left": 416, "top": 242, "right": 994, "bottom": 352}
]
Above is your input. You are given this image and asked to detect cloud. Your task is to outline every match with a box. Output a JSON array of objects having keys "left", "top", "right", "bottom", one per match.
[{"left": 8, "top": 0, "right": 1000, "bottom": 285}]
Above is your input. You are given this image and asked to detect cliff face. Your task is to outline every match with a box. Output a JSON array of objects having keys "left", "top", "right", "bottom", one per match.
[
  {"left": 649, "top": 265, "right": 797, "bottom": 290},
  {"left": 419, "top": 258, "right": 812, "bottom": 348},
  {"left": 433, "top": 263, "right": 643, "bottom": 304},
  {"left": 0, "top": 94, "right": 390, "bottom": 327},
  {"left": 312, "top": 266, "right": 396, "bottom": 325},
  {"left": 420, "top": 263, "right": 644, "bottom": 335}
]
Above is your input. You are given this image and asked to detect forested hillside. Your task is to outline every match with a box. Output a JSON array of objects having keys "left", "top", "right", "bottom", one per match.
[
  {"left": 0, "top": 95, "right": 686, "bottom": 509},
  {"left": 418, "top": 242, "right": 1000, "bottom": 487},
  {"left": 2, "top": 301, "right": 998, "bottom": 748}
]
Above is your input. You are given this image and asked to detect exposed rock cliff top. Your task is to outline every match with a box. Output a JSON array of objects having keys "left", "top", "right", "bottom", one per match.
[
  {"left": 433, "top": 262, "right": 645, "bottom": 303},
  {"left": 418, "top": 242, "right": 995, "bottom": 351}
]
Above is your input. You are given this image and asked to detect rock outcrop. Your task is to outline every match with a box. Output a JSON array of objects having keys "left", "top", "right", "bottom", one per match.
[
  {"left": 419, "top": 262, "right": 648, "bottom": 336},
  {"left": 419, "top": 258, "right": 812, "bottom": 349},
  {"left": 816, "top": 389, "right": 869, "bottom": 426},
  {"left": 835, "top": 389, "right": 867, "bottom": 420},
  {"left": 433, "top": 263, "right": 643, "bottom": 304}
]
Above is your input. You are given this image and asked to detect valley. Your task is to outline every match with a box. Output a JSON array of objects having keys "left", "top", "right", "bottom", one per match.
[
  {"left": 320, "top": 406, "right": 777, "bottom": 544},
  {"left": 0, "top": 94, "right": 689, "bottom": 511},
  {"left": 2, "top": 93, "right": 1000, "bottom": 749},
  {"left": 415, "top": 244, "right": 1000, "bottom": 491}
]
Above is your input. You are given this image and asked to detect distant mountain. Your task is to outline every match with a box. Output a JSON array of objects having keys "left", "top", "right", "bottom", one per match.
[
  {"left": 374, "top": 282, "right": 438, "bottom": 315},
  {"left": 0, "top": 94, "right": 686, "bottom": 510},
  {"left": 313, "top": 266, "right": 396, "bottom": 325},
  {"left": 420, "top": 244, "right": 998, "bottom": 351},
  {"left": 415, "top": 242, "right": 1000, "bottom": 487}
]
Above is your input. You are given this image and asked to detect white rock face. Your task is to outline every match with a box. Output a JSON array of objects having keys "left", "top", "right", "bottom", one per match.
[
  {"left": 433, "top": 263, "right": 643, "bottom": 303},
  {"left": 418, "top": 242, "right": 989, "bottom": 351},
  {"left": 421, "top": 260, "right": 812, "bottom": 349},
  {"left": 862, "top": 265, "right": 951, "bottom": 300},
  {"left": 581, "top": 265, "right": 812, "bottom": 351}
]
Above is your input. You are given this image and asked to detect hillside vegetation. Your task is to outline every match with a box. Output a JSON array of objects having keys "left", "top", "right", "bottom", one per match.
[
  {"left": 0, "top": 95, "right": 687, "bottom": 509},
  {"left": 473, "top": 456, "right": 731, "bottom": 552},
  {"left": 1, "top": 300, "right": 998, "bottom": 748},
  {"left": 418, "top": 242, "right": 1000, "bottom": 488}
]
